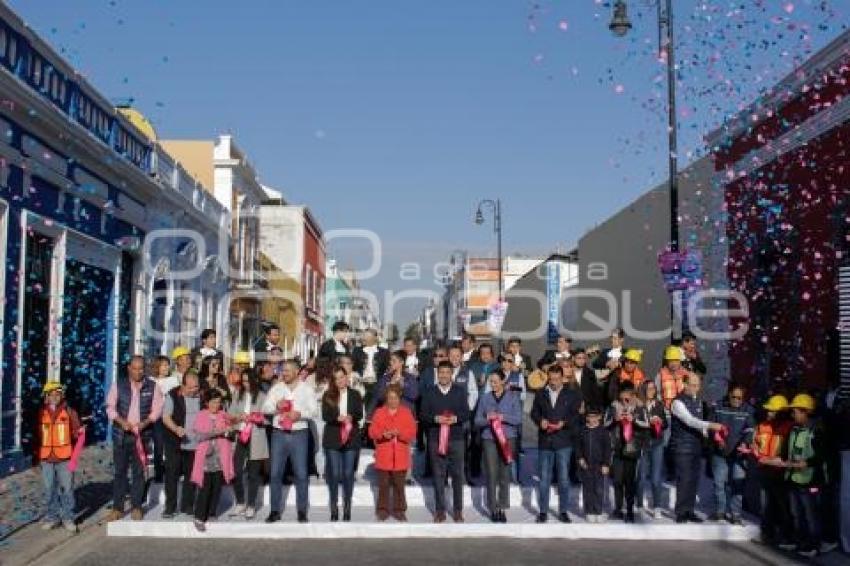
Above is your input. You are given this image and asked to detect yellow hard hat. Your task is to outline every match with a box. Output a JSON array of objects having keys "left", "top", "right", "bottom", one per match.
[
  {"left": 233, "top": 351, "right": 252, "bottom": 365},
  {"left": 171, "top": 346, "right": 191, "bottom": 360},
  {"left": 42, "top": 381, "right": 64, "bottom": 395},
  {"left": 788, "top": 394, "right": 816, "bottom": 412},
  {"left": 762, "top": 395, "right": 789, "bottom": 412},
  {"left": 663, "top": 346, "right": 683, "bottom": 361},
  {"left": 623, "top": 348, "right": 643, "bottom": 364}
]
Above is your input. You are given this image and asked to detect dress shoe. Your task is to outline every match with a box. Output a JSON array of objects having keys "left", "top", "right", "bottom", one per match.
[
  {"left": 625, "top": 510, "right": 635, "bottom": 524},
  {"left": 376, "top": 511, "right": 390, "bottom": 522},
  {"left": 453, "top": 511, "right": 464, "bottom": 523},
  {"left": 433, "top": 512, "right": 447, "bottom": 523},
  {"left": 343, "top": 504, "right": 352, "bottom": 522},
  {"left": 490, "top": 512, "right": 500, "bottom": 523},
  {"left": 160, "top": 511, "right": 175, "bottom": 520},
  {"left": 106, "top": 509, "right": 124, "bottom": 522},
  {"left": 499, "top": 510, "right": 507, "bottom": 523},
  {"left": 265, "top": 512, "right": 281, "bottom": 523},
  {"left": 297, "top": 512, "right": 309, "bottom": 523},
  {"left": 686, "top": 513, "right": 704, "bottom": 524},
  {"left": 675, "top": 515, "right": 688, "bottom": 524},
  {"left": 330, "top": 510, "right": 339, "bottom": 522},
  {"left": 393, "top": 512, "right": 407, "bottom": 522},
  {"left": 536, "top": 513, "right": 548, "bottom": 523},
  {"left": 130, "top": 508, "right": 144, "bottom": 521},
  {"left": 611, "top": 509, "right": 625, "bottom": 521},
  {"left": 559, "top": 512, "right": 571, "bottom": 523}
]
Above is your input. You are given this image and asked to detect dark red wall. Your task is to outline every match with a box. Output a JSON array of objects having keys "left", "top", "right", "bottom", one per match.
[{"left": 722, "top": 122, "right": 850, "bottom": 395}]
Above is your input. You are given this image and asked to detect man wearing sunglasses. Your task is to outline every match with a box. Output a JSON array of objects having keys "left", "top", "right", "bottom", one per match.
[{"left": 709, "top": 384, "right": 755, "bottom": 525}]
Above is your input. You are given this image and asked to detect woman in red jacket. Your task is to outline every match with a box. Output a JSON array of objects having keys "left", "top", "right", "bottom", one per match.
[{"left": 368, "top": 384, "right": 417, "bottom": 521}]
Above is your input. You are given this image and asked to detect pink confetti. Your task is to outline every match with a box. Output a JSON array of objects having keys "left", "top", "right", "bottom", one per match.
[
  {"left": 614, "top": 84, "right": 625, "bottom": 94},
  {"left": 558, "top": 20, "right": 568, "bottom": 31},
  {"left": 784, "top": 3, "right": 794, "bottom": 14}
]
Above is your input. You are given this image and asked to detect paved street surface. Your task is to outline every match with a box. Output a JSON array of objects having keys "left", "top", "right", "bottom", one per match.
[{"left": 17, "top": 526, "right": 848, "bottom": 566}]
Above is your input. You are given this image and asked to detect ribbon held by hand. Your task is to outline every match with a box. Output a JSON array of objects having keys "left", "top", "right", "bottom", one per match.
[
  {"left": 438, "top": 411, "right": 453, "bottom": 456},
  {"left": 622, "top": 418, "right": 634, "bottom": 443},
  {"left": 239, "top": 412, "right": 265, "bottom": 444},
  {"left": 651, "top": 418, "right": 663, "bottom": 439},
  {"left": 132, "top": 426, "right": 147, "bottom": 478},
  {"left": 340, "top": 419, "right": 353, "bottom": 446},
  {"left": 713, "top": 424, "right": 730, "bottom": 447},
  {"left": 490, "top": 416, "right": 513, "bottom": 464},
  {"left": 68, "top": 427, "right": 86, "bottom": 473},
  {"left": 279, "top": 400, "right": 294, "bottom": 431}
]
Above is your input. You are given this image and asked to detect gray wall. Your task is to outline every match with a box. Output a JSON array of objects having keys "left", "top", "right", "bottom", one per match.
[{"left": 572, "top": 157, "right": 729, "bottom": 400}]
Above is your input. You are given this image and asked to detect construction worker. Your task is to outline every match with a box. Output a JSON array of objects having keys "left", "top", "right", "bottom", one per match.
[
  {"left": 752, "top": 394, "right": 793, "bottom": 547},
  {"left": 39, "top": 382, "right": 82, "bottom": 533}
]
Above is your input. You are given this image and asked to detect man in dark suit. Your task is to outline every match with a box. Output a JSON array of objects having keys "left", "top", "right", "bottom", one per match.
[
  {"left": 352, "top": 328, "right": 389, "bottom": 408},
  {"left": 319, "top": 321, "right": 352, "bottom": 361},
  {"left": 253, "top": 323, "right": 282, "bottom": 363},
  {"left": 571, "top": 348, "right": 602, "bottom": 408},
  {"left": 505, "top": 337, "right": 532, "bottom": 378},
  {"left": 539, "top": 334, "right": 573, "bottom": 367}
]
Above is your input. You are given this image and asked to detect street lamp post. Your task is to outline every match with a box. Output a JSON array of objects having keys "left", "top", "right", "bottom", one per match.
[
  {"left": 475, "top": 199, "right": 503, "bottom": 302},
  {"left": 610, "top": 0, "right": 679, "bottom": 252}
]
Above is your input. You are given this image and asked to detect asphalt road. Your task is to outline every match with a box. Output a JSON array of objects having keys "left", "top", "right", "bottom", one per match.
[{"left": 25, "top": 531, "right": 815, "bottom": 566}]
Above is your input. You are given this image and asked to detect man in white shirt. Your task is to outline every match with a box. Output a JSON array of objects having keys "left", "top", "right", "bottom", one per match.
[
  {"left": 669, "top": 373, "right": 722, "bottom": 523},
  {"left": 403, "top": 338, "right": 423, "bottom": 376},
  {"left": 163, "top": 346, "right": 191, "bottom": 393},
  {"left": 352, "top": 329, "right": 389, "bottom": 407},
  {"left": 263, "top": 360, "right": 318, "bottom": 523}
]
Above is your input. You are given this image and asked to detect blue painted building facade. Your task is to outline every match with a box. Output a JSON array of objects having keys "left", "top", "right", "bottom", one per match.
[{"left": 0, "top": 3, "right": 230, "bottom": 474}]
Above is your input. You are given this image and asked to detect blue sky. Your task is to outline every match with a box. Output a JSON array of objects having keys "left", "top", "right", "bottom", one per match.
[{"left": 10, "top": 0, "right": 845, "bottom": 328}]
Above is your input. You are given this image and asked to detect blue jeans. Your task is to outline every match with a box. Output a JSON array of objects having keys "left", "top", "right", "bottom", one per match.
[
  {"left": 638, "top": 443, "right": 665, "bottom": 509},
  {"left": 538, "top": 447, "right": 572, "bottom": 515},
  {"left": 789, "top": 485, "right": 821, "bottom": 550},
  {"left": 325, "top": 448, "right": 359, "bottom": 510},
  {"left": 711, "top": 454, "right": 746, "bottom": 516},
  {"left": 269, "top": 429, "right": 309, "bottom": 514},
  {"left": 42, "top": 461, "right": 75, "bottom": 522}
]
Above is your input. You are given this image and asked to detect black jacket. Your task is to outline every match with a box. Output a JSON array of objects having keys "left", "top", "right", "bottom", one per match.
[
  {"left": 419, "top": 385, "right": 471, "bottom": 442},
  {"left": 352, "top": 346, "right": 390, "bottom": 379},
  {"left": 319, "top": 339, "right": 350, "bottom": 361},
  {"left": 321, "top": 389, "right": 364, "bottom": 450},
  {"left": 530, "top": 387, "right": 583, "bottom": 450},
  {"left": 575, "top": 367, "right": 602, "bottom": 408},
  {"left": 576, "top": 425, "right": 612, "bottom": 469}
]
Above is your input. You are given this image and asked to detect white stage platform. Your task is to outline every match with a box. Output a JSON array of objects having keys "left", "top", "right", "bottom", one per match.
[{"left": 108, "top": 450, "right": 759, "bottom": 540}]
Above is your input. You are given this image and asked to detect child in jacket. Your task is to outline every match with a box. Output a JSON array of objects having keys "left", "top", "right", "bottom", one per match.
[{"left": 577, "top": 405, "right": 612, "bottom": 523}]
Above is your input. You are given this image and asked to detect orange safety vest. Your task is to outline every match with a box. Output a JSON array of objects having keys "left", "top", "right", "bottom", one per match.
[
  {"left": 659, "top": 367, "right": 686, "bottom": 409},
  {"left": 753, "top": 420, "right": 791, "bottom": 463},
  {"left": 39, "top": 406, "right": 73, "bottom": 461},
  {"left": 619, "top": 367, "right": 646, "bottom": 389}
]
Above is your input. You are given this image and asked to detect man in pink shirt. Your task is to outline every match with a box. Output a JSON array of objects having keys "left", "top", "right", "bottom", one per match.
[{"left": 105, "top": 355, "right": 164, "bottom": 521}]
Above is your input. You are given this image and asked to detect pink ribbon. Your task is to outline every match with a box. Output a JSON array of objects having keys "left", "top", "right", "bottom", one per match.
[
  {"left": 490, "top": 417, "right": 513, "bottom": 464},
  {"left": 132, "top": 427, "right": 147, "bottom": 478},
  {"left": 622, "top": 419, "right": 633, "bottom": 443},
  {"left": 340, "top": 419, "right": 353, "bottom": 446},
  {"left": 279, "top": 400, "right": 293, "bottom": 431},
  {"left": 68, "top": 427, "right": 86, "bottom": 473},
  {"left": 651, "top": 419, "right": 663, "bottom": 439},
  {"left": 714, "top": 424, "right": 730, "bottom": 447},
  {"left": 438, "top": 411, "right": 453, "bottom": 456},
  {"left": 239, "top": 413, "right": 265, "bottom": 444}
]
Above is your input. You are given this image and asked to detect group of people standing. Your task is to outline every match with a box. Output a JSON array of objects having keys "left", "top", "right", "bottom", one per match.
[{"left": 33, "top": 322, "right": 850, "bottom": 559}]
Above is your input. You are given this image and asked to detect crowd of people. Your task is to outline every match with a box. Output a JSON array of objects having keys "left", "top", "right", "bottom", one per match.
[{"left": 34, "top": 322, "right": 850, "bottom": 558}]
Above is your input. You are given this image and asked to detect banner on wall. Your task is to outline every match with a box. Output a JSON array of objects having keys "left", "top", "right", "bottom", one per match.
[
  {"left": 487, "top": 301, "right": 509, "bottom": 335},
  {"left": 547, "top": 262, "right": 561, "bottom": 344}
]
